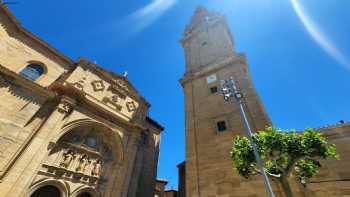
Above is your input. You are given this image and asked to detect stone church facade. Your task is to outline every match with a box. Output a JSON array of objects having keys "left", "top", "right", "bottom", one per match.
[
  {"left": 179, "top": 7, "right": 350, "bottom": 197},
  {"left": 0, "top": 4, "right": 163, "bottom": 197}
]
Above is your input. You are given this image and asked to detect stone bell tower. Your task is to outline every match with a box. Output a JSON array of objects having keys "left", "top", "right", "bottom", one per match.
[{"left": 180, "top": 6, "right": 271, "bottom": 197}]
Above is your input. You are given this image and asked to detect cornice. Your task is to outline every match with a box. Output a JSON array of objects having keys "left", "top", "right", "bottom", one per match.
[
  {"left": 146, "top": 116, "right": 164, "bottom": 132},
  {"left": 179, "top": 53, "right": 247, "bottom": 87},
  {"left": 316, "top": 122, "right": 350, "bottom": 139}
]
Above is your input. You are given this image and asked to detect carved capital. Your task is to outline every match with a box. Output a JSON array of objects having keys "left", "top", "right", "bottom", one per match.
[{"left": 57, "top": 96, "right": 76, "bottom": 115}]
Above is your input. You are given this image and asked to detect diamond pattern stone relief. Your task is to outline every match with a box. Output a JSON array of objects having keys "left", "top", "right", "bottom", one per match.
[
  {"left": 126, "top": 101, "right": 136, "bottom": 112},
  {"left": 91, "top": 80, "right": 105, "bottom": 92}
]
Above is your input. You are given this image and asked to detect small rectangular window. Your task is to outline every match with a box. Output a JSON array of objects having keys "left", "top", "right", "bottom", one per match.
[
  {"left": 217, "top": 121, "right": 227, "bottom": 132},
  {"left": 210, "top": 86, "right": 218, "bottom": 94}
]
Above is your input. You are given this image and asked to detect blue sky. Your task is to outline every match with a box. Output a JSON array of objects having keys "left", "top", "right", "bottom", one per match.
[{"left": 9, "top": 0, "right": 350, "bottom": 189}]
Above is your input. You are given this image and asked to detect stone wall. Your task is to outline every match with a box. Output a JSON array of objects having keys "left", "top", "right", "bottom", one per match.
[
  {"left": 0, "top": 5, "right": 163, "bottom": 197},
  {"left": 306, "top": 123, "right": 350, "bottom": 196},
  {"left": 0, "top": 5, "right": 71, "bottom": 181},
  {"left": 0, "top": 7, "right": 71, "bottom": 87}
]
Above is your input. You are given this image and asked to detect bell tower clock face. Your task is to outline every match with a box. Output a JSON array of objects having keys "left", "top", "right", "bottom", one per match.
[{"left": 206, "top": 74, "right": 217, "bottom": 84}]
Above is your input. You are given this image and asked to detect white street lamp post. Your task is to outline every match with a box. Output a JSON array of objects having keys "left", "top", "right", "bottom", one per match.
[{"left": 220, "top": 77, "right": 275, "bottom": 197}]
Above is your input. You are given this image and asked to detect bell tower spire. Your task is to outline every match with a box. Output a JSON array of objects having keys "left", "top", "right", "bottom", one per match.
[{"left": 181, "top": 6, "right": 235, "bottom": 72}]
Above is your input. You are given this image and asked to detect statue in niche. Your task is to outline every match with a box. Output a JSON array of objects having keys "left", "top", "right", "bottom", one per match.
[
  {"left": 76, "top": 154, "right": 89, "bottom": 173},
  {"left": 91, "top": 159, "right": 102, "bottom": 176},
  {"left": 59, "top": 149, "right": 74, "bottom": 168}
]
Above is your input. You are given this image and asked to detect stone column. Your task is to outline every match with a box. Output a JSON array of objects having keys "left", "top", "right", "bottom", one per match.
[
  {"left": 127, "top": 141, "right": 144, "bottom": 196},
  {"left": 3, "top": 96, "right": 76, "bottom": 197},
  {"left": 118, "top": 132, "right": 141, "bottom": 197}
]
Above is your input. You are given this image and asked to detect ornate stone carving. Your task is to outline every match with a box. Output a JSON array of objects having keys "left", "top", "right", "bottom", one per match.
[
  {"left": 126, "top": 101, "right": 136, "bottom": 112},
  {"left": 102, "top": 95, "right": 122, "bottom": 111},
  {"left": 91, "top": 159, "right": 102, "bottom": 176},
  {"left": 57, "top": 97, "right": 76, "bottom": 115},
  {"left": 109, "top": 79, "right": 129, "bottom": 98},
  {"left": 108, "top": 85, "right": 127, "bottom": 99},
  {"left": 39, "top": 130, "right": 114, "bottom": 186},
  {"left": 72, "top": 77, "right": 86, "bottom": 91},
  {"left": 76, "top": 154, "right": 90, "bottom": 173},
  {"left": 110, "top": 95, "right": 119, "bottom": 103},
  {"left": 91, "top": 80, "right": 105, "bottom": 92},
  {"left": 47, "top": 144, "right": 104, "bottom": 179},
  {"left": 57, "top": 101, "right": 72, "bottom": 114},
  {"left": 59, "top": 149, "right": 74, "bottom": 168},
  {"left": 115, "top": 79, "right": 128, "bottom": 91}
]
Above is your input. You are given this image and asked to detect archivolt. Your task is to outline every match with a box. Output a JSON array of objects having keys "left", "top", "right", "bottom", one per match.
[
  {"left": 52, "top": 118, "right": 124, "bottom": 164},
  {"left": 71, "top": 186, "right": 100, "bottom": 197}
]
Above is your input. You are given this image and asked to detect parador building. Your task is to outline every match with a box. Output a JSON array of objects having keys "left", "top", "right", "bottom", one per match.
[{"left": 1, "top": 3, "right": 350, "bottom": 197}]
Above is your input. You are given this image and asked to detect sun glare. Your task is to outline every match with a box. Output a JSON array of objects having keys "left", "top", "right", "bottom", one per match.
[{"left": 290, "top": 0, "right": 349, "bottom": 71}]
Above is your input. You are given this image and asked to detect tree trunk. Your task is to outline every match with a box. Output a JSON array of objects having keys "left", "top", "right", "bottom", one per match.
[{"left": 280, "top": 177, "right": 294, "bottom": 197}]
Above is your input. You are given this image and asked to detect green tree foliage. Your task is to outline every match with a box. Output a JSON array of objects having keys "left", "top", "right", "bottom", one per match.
[{"left": 231, "top": 127, "right": 339, "bottom": 196}]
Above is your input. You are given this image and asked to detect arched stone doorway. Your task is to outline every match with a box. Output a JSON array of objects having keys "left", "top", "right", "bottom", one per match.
[
  {"left": 47, "top": 123, "right": 121, "bottom": 181},
  {"left": 30, "top": 120, "right": 123, "bottom": 197},
  {"left": 30, "top": 185, "right": 61, "bottom": 197}
]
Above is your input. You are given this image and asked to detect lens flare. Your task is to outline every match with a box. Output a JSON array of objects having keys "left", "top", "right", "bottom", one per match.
[
  {"left": 290, "top": 0, "right": 349, "bottom": 70},
  {"left": 128, "top": 0, "right": 177, "bottom": 33}
]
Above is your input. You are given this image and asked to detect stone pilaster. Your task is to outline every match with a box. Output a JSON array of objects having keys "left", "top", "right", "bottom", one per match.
[
  {"left": 2, "top": 97, "right": 76, "bottom": 197},
  {"left": 119, "top": 133, "right": 141, "bottom": 197}
]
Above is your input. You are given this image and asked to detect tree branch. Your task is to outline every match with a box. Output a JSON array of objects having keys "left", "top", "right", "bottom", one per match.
[{"left": 285, "top": 156, "right": 298, "bottom": 176}]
